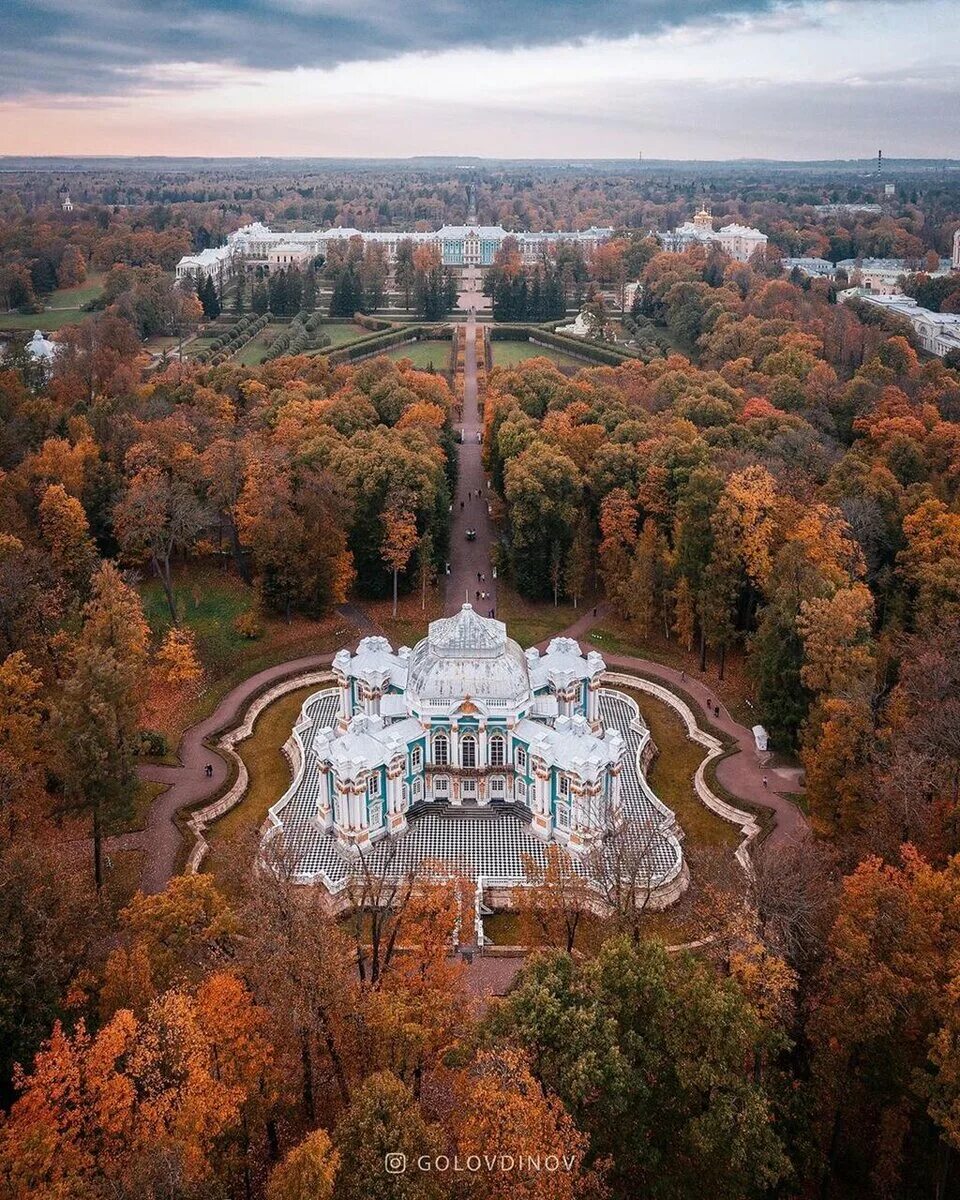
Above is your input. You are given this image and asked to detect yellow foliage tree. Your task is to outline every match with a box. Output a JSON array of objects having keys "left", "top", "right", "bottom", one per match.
[{"left": 153, "top": 625, "right": 204, "bottom": 691}]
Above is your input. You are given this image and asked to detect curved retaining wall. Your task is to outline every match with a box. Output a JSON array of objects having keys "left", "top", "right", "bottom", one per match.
[
  {"left": 185, "top": 667, "right": 757, "bottom": 899},
  {"left": 602, "top": 671, "right": 760, "bottom": 877},
  {"left": 184, "top": 671, "right": 335, "bottom": 874}
]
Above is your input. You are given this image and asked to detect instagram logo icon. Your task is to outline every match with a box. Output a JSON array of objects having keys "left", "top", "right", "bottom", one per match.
[{"left": 385, "top": 1153, "right": 407, "bottom": 1174}]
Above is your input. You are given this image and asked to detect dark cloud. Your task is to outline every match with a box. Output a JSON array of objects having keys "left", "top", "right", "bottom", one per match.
[{"left": 3, "top": 0, "right": 836, "bottom": 97}]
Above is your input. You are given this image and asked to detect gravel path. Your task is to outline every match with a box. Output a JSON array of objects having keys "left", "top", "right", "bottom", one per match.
[{"left": 446, "top": 315, "right": 497, "bottom": 619}]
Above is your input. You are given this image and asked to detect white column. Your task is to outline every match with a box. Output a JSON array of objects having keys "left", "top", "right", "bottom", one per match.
[{"left": 317, "top": 769, "right": 333, "bottom": 830}]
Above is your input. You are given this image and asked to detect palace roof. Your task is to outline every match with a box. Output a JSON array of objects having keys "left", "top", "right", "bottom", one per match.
[{"left": 406, "top": 604, "right": 529, "bottom": 707}]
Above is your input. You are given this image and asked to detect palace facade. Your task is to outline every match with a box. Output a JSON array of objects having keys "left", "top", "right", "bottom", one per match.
[
  {"left": 839, "top": 289, "right": 960, "bottom": 358},
  {"left": 661, "top": 207, "right": 767, "bottom": 262},
  {"left": 176, "top": 222, "right": 614, "bottom": 282},
  {"left": 263, "top": 605, "right": 686, "bottom": 908}
]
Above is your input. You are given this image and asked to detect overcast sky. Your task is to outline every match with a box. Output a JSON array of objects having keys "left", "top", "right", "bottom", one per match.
[{"left": 1, "top": 0, "right": 957, "bottom": 158}]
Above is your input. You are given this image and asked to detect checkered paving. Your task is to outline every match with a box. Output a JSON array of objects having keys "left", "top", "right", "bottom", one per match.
[{"left": 266, "top": 687, "right": 683, "bottom": 890}]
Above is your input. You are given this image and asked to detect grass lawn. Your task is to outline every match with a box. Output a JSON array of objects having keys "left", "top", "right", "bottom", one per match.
[
  {"left": 184, "top": 335, "right": 218, "bottom": 358},
  {"left": 494, "top": 584, "right": 582, "bottom": 649},
  {"left": 383, "top": 339, "right": 452, "bottom": 371},
  {"left": 143, "top": 334, "right": 181, "bottom": 355},
  {"left": 625, "top": 685, "right": 739, "bottom": 849},
  {"left": 365, "top": 587, "right": 445, "bottom": 650},
  {"left": 46, "top": 272, "right": 106, "bottom": 310},
  {"left": 139, "top": 563, "right": 358, "bottom": 751},
  {"left": 234, "top": 323, "right": 286, "bottom": 366},
  {"left": 104, "top": 849, "right": 146, "bottom": 909},
  {"left": 203, "top": 684, "right": 320, "bottom": 884},
  {"left": 0, "top": 308, "right": 86, "bottom": 331},
  {"left": 490, "top": 340, "right": 588, "bottom": 371},
  {"left": 587, "top": 614, "right": 756, "bottom": 727},
  {"left": 318, "top": 321, "right": 371, "bottom": 348}
]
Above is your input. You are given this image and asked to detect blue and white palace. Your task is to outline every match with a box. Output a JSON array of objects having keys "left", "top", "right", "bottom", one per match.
[{"left": 265, "top": 605, "right": 686, "bottom": 906}]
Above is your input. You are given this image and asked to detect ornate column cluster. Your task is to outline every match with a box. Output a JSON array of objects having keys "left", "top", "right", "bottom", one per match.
[
  {"left": 528, "top": 745, "right": 553, "bottom": 841},
  {"left": 585, "top": 652, "right": 605, "bottom": 730},
  {"left": 331, "top": 771, "right": 371, "bottom": 853},
  {"left": 385, "top": 743, "right": 408, "bottom": 834},
  {"left": 332, "top": 650, "right": 353, "bottom": 732}
]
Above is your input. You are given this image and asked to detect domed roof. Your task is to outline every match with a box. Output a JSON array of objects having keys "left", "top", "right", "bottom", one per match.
[{"left": 406, "top": 604, "right": 530, "bottom": 709}]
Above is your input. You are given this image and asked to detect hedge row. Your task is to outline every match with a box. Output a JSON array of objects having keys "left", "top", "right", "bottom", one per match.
[
  {"left": 353, "top": 313, "right": 394, "bottom": 332},
  {"left": 261, "top": 312, "right": 329, "bottom": 361},
  {"left": 620, "top": 314, "right": 670, "bottom": 361},
  {"left": 531, "top": 330, "right": 639, "bottom": 366},
  {"left": 196, "top": 313, "right": 270, "bottom": 365},
  {"left": 325, "top": 324, "right": 427, "bottom": 365},
  {"left": 490, "top": 323, "right": 638, "bottom": 366}
]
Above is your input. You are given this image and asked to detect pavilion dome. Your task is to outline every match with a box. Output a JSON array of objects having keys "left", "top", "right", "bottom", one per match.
[{"left": 405, "top": 604, "right": 530, "bottom": 709}]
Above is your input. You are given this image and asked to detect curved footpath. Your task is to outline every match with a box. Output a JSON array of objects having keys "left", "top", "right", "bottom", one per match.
[{"left": 127, "top": 320, "right": 805, "bottom": 894}]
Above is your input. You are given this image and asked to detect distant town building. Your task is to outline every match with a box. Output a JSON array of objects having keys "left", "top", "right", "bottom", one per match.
[
  {"left": 174, "top": 244, "right": 236, "bottom": 284},
  {"left": 953, "top": 228, "right": 960, "bottom": 271},
  {"left": 60, "top": 193, "right": 73, "bottom": 212},
  {"left": 812, "top": 203, "right": 883, "bottom": 218},
  {"left": 783, "top": 256, "right": 953, "bottom": 296},
  {"left": 839, "top": 289, "right": 960, "bottom": 358},
  {"left": 780, "top": 257, "right": 836, "bottom": 278},
  {"left": 176, "top": 222, "right": 615, "bottom": 283},
  {"left": 884, "top": 182, "right": 896, "bottom": 197},
  {"left": 660, "top": 208, "right": 767, "bottom": 262},
  {"left": 835, "top": 257, "right": 952, "bottom": 295}
]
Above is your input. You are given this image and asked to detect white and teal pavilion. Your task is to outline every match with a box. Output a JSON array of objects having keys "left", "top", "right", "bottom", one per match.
[{"left": 264, "top": 607, "right": 686, "bottom": 906}]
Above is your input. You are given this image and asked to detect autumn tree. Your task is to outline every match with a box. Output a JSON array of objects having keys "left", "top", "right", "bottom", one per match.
[
  {"left": 153, "top": 625, "right": 203, "bottom": 692},
  {"left": 381, "top": 503, "right": 419, "bottom": 618},
  {"left": 37, "top": 482, "right": 98, "bottom": 603},
  {"left": 114, "top": 460, "right": 204, "bottom": 623},
  {"left": 267, "top": 1129, "right": 339, "bottom": 1200},
  {"left": 237, "top": 453, "right": 354, "bottom": 620},
  {"left": 489, "top": 936, "right": 789, "bottom": 1199},
  {"left": 333, "top": 1071, "right": 445, "bottom": 1200},
  {"left": 451, "top": 1047, "right": 599, "bottom": 1200},
  {"left": 55, "top": 562, "right": 150, "bottom": 889},
  {"left": 56, "top": 244, "right": 87, "bottom": 288},
  {"left": 809, "top": 849, "right": 960, "bottom": 1198},
  {"left": 0, "top": 972, "right": 273, "bottom": 1199},
  {"left": 597, "top": 488, "right": 638, "bottom": 615},
  {"left": 505, "top": 443, "right": 583, "bottom": 601},
  {"left": 0, "top": 836, "right": 99, "bottom": 1109}
]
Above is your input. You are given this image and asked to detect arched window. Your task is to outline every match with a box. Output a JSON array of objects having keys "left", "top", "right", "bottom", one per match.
[
  {"left": 489, "top": 734, "right": 505, "bottom": 767},
  {"left": 515, "top": 779, "right": 527, "bottom": 802},
  {"left": 515, "top": 746, "right": 527, "bottom": 772},
  {"left": 558, "top": 773, "right": 570, "bottom": 798},
  {"left": 411, "top": 745, "right": 423, "bottom": 772},
  {"left": 413, "top": 777, "right": 423, "bottom": 802},
  {"left": 461, "top": 734, "right": 477, "bottom": 769},
  {"left": 433, "top": 733, "right": 449, "bottom": 766}
]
